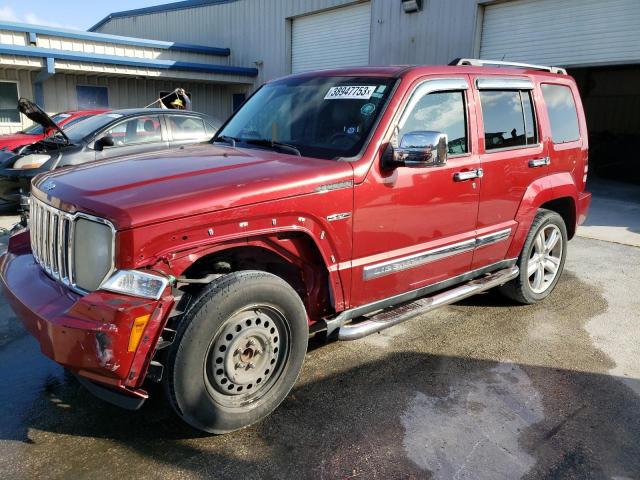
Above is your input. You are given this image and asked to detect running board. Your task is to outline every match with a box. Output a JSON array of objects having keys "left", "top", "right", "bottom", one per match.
[{"left": 336, "top": 266, "right": 519, "bottom": 341}]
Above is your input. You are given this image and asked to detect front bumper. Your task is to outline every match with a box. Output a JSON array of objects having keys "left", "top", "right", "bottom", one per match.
[{"left": 0, "top": 230, "right": 174, "bottom": 407}]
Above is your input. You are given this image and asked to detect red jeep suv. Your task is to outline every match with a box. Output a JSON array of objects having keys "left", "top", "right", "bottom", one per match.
[{"left": 1, "top": 59, "right": 591, "bottom": 433}]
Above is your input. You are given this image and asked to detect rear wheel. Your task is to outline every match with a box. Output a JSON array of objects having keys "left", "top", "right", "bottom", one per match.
[
  {"left": 164, "top": 270, "right": 308, "bottom": 433},
  {"left": 499, "top": 209, "right": 567, "bottom": 304}
]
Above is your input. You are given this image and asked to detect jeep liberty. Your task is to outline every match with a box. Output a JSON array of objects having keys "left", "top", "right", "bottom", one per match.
[{"left": 0, "top": 59, "right": 591, "bottom": 433}]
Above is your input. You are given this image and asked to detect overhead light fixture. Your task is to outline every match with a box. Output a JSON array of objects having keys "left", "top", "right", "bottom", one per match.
[{"left": 402, "top": 0, "right": 423, "bottom": 13}]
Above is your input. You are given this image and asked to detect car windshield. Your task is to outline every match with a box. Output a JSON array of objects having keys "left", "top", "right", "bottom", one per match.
[
  {"left": 49, "top": 113, "right": 124, "bottom": 143},
  {"left": 22, "top": 113, "right": 72, "bottom": 135},
  {"left": 216, "top": 76, "right": 396, "bottom": 159}
]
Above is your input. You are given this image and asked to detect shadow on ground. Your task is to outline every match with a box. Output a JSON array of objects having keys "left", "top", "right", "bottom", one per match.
[
  {"left": 0, "top": 244, "right": 638, "bottom": 479},
  {"left": 1, "top": 347, "right": 639, "bottom": 479}
]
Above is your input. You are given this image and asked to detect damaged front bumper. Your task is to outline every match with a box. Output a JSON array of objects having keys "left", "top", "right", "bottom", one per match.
[{"left": 0, "top": 230, "right": 174, "bottom": 409}]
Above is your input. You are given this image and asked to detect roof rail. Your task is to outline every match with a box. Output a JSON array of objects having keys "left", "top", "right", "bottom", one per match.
[{"left": 450, "top": 58, "right": 567, "bottom": 75}]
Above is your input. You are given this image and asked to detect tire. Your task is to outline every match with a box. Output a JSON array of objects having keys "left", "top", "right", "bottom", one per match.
[
  {"left": 164, "top": 270, "right": 308, "bottom": 433},
  {"left": 499, "top": 209, "right": 568, "bottom": 304}
]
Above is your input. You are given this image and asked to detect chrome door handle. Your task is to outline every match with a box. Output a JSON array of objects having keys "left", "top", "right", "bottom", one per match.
[
  {"left": 529, "top": 157, "right": 551, "bottom": 168},
  {"left": 454, "top": 168, "right": 483, "bottom": 181}
]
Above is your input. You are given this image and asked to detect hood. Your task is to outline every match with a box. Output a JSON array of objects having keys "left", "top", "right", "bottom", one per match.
[
  {"left": 33, "top": 144, "right": 355, "bottom": 229},
  {"left": 0, "top": 133, "right": 41, "bottom": 151},
  {"left": 18, "top": 98, "right": 68, "bottom": 145}
]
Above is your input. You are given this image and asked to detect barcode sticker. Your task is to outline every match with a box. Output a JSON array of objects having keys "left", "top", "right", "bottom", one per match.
[{"left": 324, "top": 86, "right": 377, "bottom": 100}]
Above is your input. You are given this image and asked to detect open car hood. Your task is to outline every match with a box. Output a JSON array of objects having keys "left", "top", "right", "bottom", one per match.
[{"left": 17, "top": 98, "right": 69, "bottom": 145}]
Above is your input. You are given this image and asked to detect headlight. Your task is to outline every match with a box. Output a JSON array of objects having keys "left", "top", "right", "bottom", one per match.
[
  {"left": 100, "top": 270, "right": 169, "bottom": 300},
  {"left": 73, "top": 218, "right": 114, "bottom": 291},
  {"left": 12, "top": 154, "right": 52, "bottom": 169}
]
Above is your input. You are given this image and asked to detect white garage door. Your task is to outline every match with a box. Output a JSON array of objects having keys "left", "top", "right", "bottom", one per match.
[
  {"left": 291, "top": 2, "right": 371, "bottom": 74},
  {"left": 480, "top": 0, "right": 640, "bottom": 68}
]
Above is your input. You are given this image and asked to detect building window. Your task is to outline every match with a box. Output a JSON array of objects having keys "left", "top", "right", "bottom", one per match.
[
  {"left": 480, "top": 90, "right": 538, "bottom": 151},
  {"left": 77, "top": 85, "right": 109, "bottom": 109},
  {"left": 0, "top": 81, "right": 20, "bottom": 124},
  {"left": 541, "top": 84, "right": 580, "bottom": 144}
]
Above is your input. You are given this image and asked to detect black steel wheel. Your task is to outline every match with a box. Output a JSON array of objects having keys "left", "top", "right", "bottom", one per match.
[{"left": 164, "top": 270, "right": 308, "bottom": 434}]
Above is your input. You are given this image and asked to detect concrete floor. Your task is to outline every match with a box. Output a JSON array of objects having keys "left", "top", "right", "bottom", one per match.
[{"left": 0, "top": 190, "right": 639, "bottom": 479}]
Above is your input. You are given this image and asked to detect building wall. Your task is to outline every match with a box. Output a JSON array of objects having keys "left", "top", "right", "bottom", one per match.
[
  {"left": 40, "top": 73, "right": 242, "bottom": 121},
  {"left": 95, "top": 0, "right": 481, "bottom": 87}
]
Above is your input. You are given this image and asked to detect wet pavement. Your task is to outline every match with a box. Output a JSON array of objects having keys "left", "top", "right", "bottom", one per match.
[{"left": 1, "top": 229, "right": 639, "bottom": 479}]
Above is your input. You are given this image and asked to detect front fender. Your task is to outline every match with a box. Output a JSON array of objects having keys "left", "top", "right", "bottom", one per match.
[
  {"left": 506, "top": 172, "right": 579, "bottom": 258},
  {"left": 117, "top": 188, "right": 354, "bottom": 313}
]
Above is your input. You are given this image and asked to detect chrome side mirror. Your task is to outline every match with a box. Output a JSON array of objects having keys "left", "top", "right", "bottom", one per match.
[{"left": 392, "top": 131, "right": 448, "bottom": 168}]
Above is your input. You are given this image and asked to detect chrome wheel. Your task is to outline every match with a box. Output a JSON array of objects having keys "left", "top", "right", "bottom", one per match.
[
  {"left": 205, "top": 306, "right": 289, "bottom": 407},
  {"left": 527, "top": 224, "right": 563, "bottom": 294}
]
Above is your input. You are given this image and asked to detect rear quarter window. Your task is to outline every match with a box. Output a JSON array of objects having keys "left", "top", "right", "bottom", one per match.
[{"left": 541, "top": 84, "right": 580, "bottom": 143}]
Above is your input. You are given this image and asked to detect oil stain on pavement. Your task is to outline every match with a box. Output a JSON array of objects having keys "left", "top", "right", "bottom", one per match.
[{"left": 0, "top": 237, "right": 639, "bottom": 479}]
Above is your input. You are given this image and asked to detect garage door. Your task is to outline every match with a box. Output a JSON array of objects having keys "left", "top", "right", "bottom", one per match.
[
  {"left": 480, "top": 0, "right": 640, "bottom": 67},
  {"left": 291, "top": 2, "right": 371, "bottom": 74}
]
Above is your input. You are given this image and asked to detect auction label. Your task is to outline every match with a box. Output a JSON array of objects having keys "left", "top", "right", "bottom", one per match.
[{"left": 324, "top": 86, "right": 376, "bottom": 100}]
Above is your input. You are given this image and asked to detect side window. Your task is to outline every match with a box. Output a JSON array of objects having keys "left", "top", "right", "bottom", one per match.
[
  {"left": 103, "top": 116, "right": 162, "bottom": 146},
  {"left": 541, "top": 84, "right": 580, "bottom": 144},
  {"left": 399, "top": 91, "right": 468, "bottom": 154},
  {"left": 169, "top": 116, "right": 207, "bottom": 140},
  {"left": 479, "top": 90, "right": 538, "bottom": 151}
]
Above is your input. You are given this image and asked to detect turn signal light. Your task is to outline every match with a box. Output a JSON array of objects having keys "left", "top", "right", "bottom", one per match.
[{"left": 128, "top": 314, "right": 151, "bottom": 352}]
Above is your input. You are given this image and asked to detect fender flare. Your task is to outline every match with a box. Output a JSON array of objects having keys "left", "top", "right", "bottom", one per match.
[{"left": 506, "top": 172, "right": 579, "bottom": 258}]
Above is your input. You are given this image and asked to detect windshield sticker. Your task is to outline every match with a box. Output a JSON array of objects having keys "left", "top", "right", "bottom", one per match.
[
  {"left": 376, "top": 85, "right": 387, "bottom": 93},
  {"left": 360, "top": 103, "right": 376, "bottom": 116},
  {"left": 106, "top": 114, "right": 123, "bottom": 118},
  {"left": 324, "top": 86, "right": 376, "bottom": 100}
]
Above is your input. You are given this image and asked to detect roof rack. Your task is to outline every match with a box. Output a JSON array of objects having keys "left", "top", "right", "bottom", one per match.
[{"left": 450, "top": 58, "right": 567, "bottom": 75}]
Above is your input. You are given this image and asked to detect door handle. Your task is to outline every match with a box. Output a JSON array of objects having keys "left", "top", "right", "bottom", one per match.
[
  {"left": 529, "top": 157, "right": 551, "bottom": 168},
  {"left": 454, "top": 168, "right": 483, "bottom": 182}
]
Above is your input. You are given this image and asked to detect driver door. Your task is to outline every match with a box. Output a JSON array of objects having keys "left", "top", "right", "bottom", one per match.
[{"left": 350, "top": 76, "right": 481, "bottom": 307}]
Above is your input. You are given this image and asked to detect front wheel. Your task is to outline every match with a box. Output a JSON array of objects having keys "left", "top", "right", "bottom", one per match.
[
  {"left": 164, "top": 271, "right": 308, "bottom": 433},
  {"left": 499, "top": 209, "right": 568, "bottom": 304}
]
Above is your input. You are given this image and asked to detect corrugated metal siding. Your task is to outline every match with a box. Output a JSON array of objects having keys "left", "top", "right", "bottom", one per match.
[
  {"left": 292, "top": 2, "right": 371, "bottom": 73},
  {"left": 480, "top": 0, "right": 640, "bottom": 67},
  {"left": 369, "top": 0, "right": 478, "bottom": 66},
  {"left": 95, "top": 0, "right": 480, "bottom": 85},
  {"left": 41, "top": 73, "right": 240, "bottom": 120}
]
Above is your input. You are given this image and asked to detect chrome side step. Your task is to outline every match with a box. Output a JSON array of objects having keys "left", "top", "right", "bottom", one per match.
[{"left": 337, "top": 266, "right": 519, "bottom": 341}]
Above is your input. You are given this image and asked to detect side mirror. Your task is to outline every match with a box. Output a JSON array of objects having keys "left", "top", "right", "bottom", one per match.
[
  {"left": 94, "top": 134, "right": 115, "bottom": 151},
  {"left": 386, "top": 131, "right": 448, "bottom": 169}
]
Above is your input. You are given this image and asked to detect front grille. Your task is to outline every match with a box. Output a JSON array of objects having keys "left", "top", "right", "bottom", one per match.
[{"left": 30, "top": 196, "right": 76, "bottom": 288}]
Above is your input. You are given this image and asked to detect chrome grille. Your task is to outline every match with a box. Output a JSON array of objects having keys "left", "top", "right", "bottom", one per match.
[{"left": 30, "top": 196, "right": 76, "bottom": 288}]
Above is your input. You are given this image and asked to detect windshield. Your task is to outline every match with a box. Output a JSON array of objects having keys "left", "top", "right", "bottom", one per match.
[
  {"left": 22, "top": 113, "right": 72, "bottom": 135},
  {"left": 50, "top": 113, "right": 124, "bottom": 143},
  {"left": 216, "top": 76, "right": 396, "bottom": 159}
]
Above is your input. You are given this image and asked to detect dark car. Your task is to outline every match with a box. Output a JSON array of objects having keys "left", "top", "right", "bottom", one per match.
[{"left": 0, "top": 99, "right": 221, "bottom": 205}]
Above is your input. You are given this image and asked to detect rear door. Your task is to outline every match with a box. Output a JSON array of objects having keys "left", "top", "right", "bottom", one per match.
[
  {"left": 470, "top": 75, "right": 549, "bottom": 269},
  {"left": 94, "top": 115, "right": 169, "bottom": 161}
]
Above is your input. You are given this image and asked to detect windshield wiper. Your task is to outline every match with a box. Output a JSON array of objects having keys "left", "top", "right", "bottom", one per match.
[
  {"left": 214, "top": 135, "right": 238, "bottom": 147},
  {"left": 243, "top": 138, "right": 301, "bottom": 156}
]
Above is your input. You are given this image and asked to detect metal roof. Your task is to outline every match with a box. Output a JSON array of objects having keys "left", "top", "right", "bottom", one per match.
[{"left": 89, "top": 0, "right": 239, "bottom": 31}]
